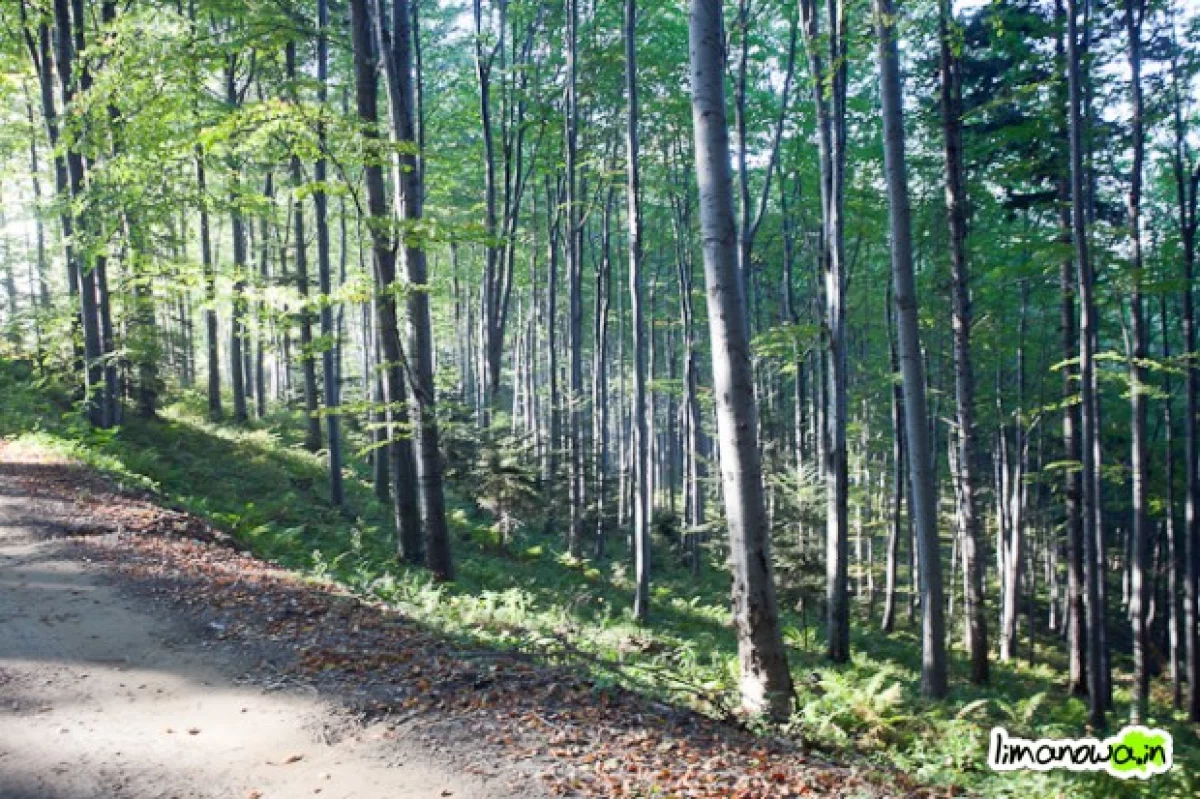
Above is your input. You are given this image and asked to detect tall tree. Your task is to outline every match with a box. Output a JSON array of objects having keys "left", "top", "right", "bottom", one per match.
[
  {"left": 1123, "top": 0, "right": 1149, "bottom": 725},
  {"left": 688, "top": 0, "right": 794, "bottom": 721},
  {"left": 1053, "top": 0, "right": 1087, "bottom": 698},
  {"left": 564, "top": 0, "right": 585, "bottom": 557},
  {"left": 1168, "top": 9, "right": 1200, "bottom": 723},
  {"left": 348, "top": 0, "right": 424, "bottom": 565},
  {"left": 287, "top": 40, "right": 323, "bottom": 453},
  {"left": 224, "top": 51, "right": 250, "bottom": 424},
  {"left": 1066, "top": 0, "right": 1106, "bottom": 730},
  {"left": 51, "top": 0, "right": 108, "bottom": 427},
  {"left": 874, "top": 0, "right": 947, "bottom": 699},
  {"left": 938, "top": 0, "right": 986, "bottom": 686},
  {"left": 625, "top": 0, "right": 651, "bottom": 621},
  {"left": 315, "top": 0, "right": 344, "bottom": 506},
  {"left": 376, "top": 0, "right": 453, "bottom": 579},
  {"left": 799, "top": 0, "right": 850, "bottom": 665}
]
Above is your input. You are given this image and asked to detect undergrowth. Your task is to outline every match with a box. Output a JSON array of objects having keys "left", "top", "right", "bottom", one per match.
[{"left": 0, "top": 358, "right": 1193, "bottom": 798}]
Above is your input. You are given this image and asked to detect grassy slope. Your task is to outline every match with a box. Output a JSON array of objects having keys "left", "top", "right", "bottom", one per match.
[{"left": 1, "top": 358, "right": 1193, "bottom": 799}]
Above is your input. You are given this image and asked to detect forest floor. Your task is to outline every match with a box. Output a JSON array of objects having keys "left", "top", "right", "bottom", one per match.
[{"left": 0, "top": 439, "right": 899, "bottom": 799}]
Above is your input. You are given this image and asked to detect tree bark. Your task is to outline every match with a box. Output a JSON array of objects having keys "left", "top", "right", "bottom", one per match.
[
  {"left": 689, "top": 0, "right": 794, "bottom": 720},
  {"left": 315, "top": 0, "right": 344, "bottom": 506},
  {"left": 799, "top": 0, "right": 850, "bottom": 664},
  {"left": 1169, "top": 23, "right": 1200, "bottom": 721},
  {"left": 349, "top": 0, "right": 424, "bottom": 564},
  {"left": 286, "top": 41, "right": 323, "bottom": 453},
  {"left": 1066, "top": 0, "right": 1107, "bottom": 730},
  {"left": 874, "top": 0, "right": 947, "bottom": 698},
  {"left": 625, "top": 0, "right": 652, "bottom": 621},
  {"left": 1124, "top": 0, "right": 1149, "bottom": 724},
  {"left": 565, "top": 0, "right": 585, "bottom": 558},
  {"left": 376, "top": 0, "right": 453, "bottom": 579},
  {"left": 938, "top": 0, "right": 986, "bottom": 686},
  {"left": 51, "top": 0, "right": 108, "bottom": 428}
]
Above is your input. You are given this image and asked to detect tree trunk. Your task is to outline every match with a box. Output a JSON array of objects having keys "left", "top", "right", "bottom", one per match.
[
  {"left": 315, "top": 0, "right": 343, "bottom": 506},
  {"left": 882, "top": 290, "right": 905, "bottom": 634},
  {"left": 1124, "top": 0, "right": 1149, "bottom": 724},
  {"left": 626, "top": 0, "right": 652, "bottom": 621},
  {"left": 349, "top": 0, "right": 424, "bottom": 564},
  {"left": 1157, "top": 291, "right": 1182, "bottom": 706},
  {"left": 375, "top": 0, "right": 453, "bottom": 579},
  {"left": 51, "top": 0, "right": 107, "bottom": 428},
  {"left": 287, "top": 42, "right": 323, "bottom": 453},
  {"left": 1066, "top": 0, "right": 1107, "bottom": 730},
  {"left": 874, "top": 0, "right": 947, "bottom": 697},
  {"left": 688, "top": 0, "right": 794, "bottom": 721},
  {"left": 799, "top": 0, "right": 850, "bottom": 665},
  {"left": 225, "top": 56, "right": 249, "bottom": 424},
  {"left": 938, "top": 0, "right": 986, "bottom": 686},
  {"left": 195, "top": 143, "right": 222, "bottom": 419},
  {"left": 561, "top": 0, "right": 586, "bottom": 558}
]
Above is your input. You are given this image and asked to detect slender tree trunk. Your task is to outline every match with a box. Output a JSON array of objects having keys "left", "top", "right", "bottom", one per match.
[
  {"left": 625, "top": 0, "right": 652, "bottom": 621},
  {"left": 565, "top": 0, "right": 585, "bottom": 558},
  {"left": 1052, "top": 0, "right": 1087, "bottom": 698},
  {"left": 51, "top": 0, "right": 107, "bottom": 427},
  {"left": 225, "top": 56, "right": 250, "bottom": 424},
  {"left": 670, "top": 144, "right": 706, "bottom": 575},
  {"left": 593, "top": 191, "right": 613, "bottom": 558},
  {"left": 314, "top": 0, "right": 343, "bottom": 506},
  {"left": 882, "top": 291, "right": 905, "bottom": 634},
  {"left": 21, "top": 93, "right": 50, "bottom": 311},
  {"left": 938, "top": 0, "right": 986, "bottom": 686},
  {"left": 688, "top": 0, "right": 794, "bottom": 720},
  {"left": 800, "top": 0, "right": 850, "bottom": 664},
  {"left": 1165, "top": 18, "right": 1200, "bottom": 724},
  {"left": 874, "top": 0, "right": 947, "bottom": 697},
  {"left": 1124, "top": 0, "right": 1149, "bottom": 724},
  {"left": 349, "top": 0, "right": 423, "bottom": 563},
  {"left": 375, "top": 0, "right": 453, "bottom": 579},
  {"left": 544, "top": 179, "right": 562, "bottom": 509},
  {"left": 286, "top": 42, "right": 323, "bottom": 452},
  {"left": 1163, "top": 296, "right": 1182, "bottom": 708},
  {"left": 1066, "top": 0, "right": 1106, "bottom": 729},
  {"left": 256, "top": 173, "right": 274, "bottom": 420}
]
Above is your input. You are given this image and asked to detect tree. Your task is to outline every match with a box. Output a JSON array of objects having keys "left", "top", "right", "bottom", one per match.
[
  {"left": 625, "top": 0, "right": 652, "bottom": 621},
  {"left": 376, "top": 0, "right": 453, "bottom": 579},
  {"left": 286, "top": 39, "right": 323, "bottom": 453},
  {"left": 799, "top": 0, "right": 850, "bottom": 665},
  {"left": 348, "top": 0, "right": 423, "bottom": 565},
  {"left": 1065, "top": 0, "right": 1106, "bottom": 730},
  {"left": 51, "top": 0, "right": 108, "bottom": 427},
  {"left": 1123, "top": 0, "right": 1149, "bottom": 724},
  {"left": 873, "top": 0, "right": 947, "bottom": 699},
  {"left": 315, "top": 0, "right": 344, "bottom": 506},
  {"left": 688, "top": 0, "right": 793, "bottom": 721},
  {"left": 938, "top": 0, "right": 986, "bottom": 686}
]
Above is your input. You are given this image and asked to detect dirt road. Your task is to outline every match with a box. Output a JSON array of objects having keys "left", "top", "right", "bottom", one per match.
[
  {"left": 0, "top": 457, "right": 522, "bottom": 799},
  {"left": 0, "top": 442, "right": 897, "bottom": 799}
]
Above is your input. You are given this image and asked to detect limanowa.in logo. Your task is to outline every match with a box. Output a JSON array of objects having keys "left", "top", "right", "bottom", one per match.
[{"left": 988, "top": 725, "right": 1173, "bottom": 780}]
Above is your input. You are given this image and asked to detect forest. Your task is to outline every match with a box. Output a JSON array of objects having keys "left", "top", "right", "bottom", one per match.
[{"left": 0, "top": 0, "right": 1197, "bottom": 795}]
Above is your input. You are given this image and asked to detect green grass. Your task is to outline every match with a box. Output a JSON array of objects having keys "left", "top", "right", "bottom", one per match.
[{"left": 1, "top": 358, "right": 1195, "bottom": 798}]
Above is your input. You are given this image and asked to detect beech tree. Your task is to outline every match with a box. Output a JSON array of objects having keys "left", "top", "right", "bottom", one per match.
[{"left": 689, "top": 0, "right": 793, "bottom": 721}]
